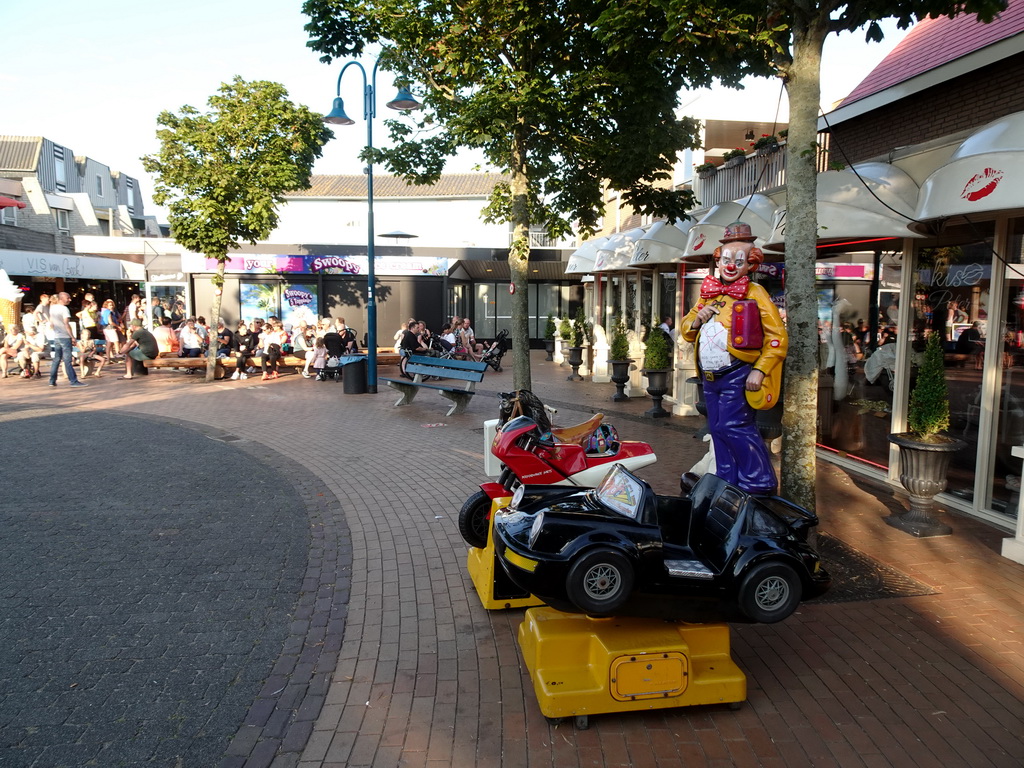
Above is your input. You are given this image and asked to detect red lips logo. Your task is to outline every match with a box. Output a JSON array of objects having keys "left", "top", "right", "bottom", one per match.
[
  {"left": 693, "top": 233, "right": 707, "bottom": 250},
  {"left": 961, "top": 167, "right": 1004, "bottom": 202}
]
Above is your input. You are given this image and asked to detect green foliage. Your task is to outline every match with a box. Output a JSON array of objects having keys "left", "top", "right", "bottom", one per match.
[
  {"left": 695, "top": 162, "right": 716, "bottom": 173},
  {"left": 558, "top": 316, "right": 573, "bottom": 342},
  {"left": 643, "top": 327, "right": 673, "bottom": 370},
  {"left": 300, "top": 0, "right": 778, "bottom": 237},
  {"left": 141, "top": 76, "right": 331, "bottom": 260},
  {"left": 609, "top": 321, "right": 630, "bottom": 361},
  {"left": 752, "top": 134, "right": 778, "bottom": 149},
  {"left": 722, "top": 147, "right": 747, "bottom": 161},
  {"left": 544, "top": 313, "right": 557, "bottom": 341},
  {"left": 907, "top": 333, "right": 950, "bottom": 439},
  {"left": 571, "top": 308, "right": 591, "bottom": 347}
]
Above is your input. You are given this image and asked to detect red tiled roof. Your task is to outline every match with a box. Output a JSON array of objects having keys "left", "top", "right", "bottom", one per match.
[
  {"left": 841, "top": 1, "right": 1024, "bottom": 106},
  {"left": 287, "top": 173, "right": 506, "bottom": 199}
]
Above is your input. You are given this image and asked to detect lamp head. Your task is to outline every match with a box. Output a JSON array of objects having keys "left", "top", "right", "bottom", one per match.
[
  {"left": 323, "top": 97, "right": 355, "bottom": 125},
  {"left": 386, "top": 87, "right": 423, "bottom": 111}
]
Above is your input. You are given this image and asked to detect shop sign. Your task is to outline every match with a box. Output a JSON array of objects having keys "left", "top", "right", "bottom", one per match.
[
  {"left": 182, "top": 253, "right": 449, "bottom": 276},
  {"left": 0, "top": 248, "right": 144, "bottom": 280}
]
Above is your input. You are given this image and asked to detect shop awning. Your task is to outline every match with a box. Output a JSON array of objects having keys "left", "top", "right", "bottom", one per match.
[
  {"left": 630, "top": 219, "right": 696, "bottom": 266},
  {"left": 913, "top": 111, "right": 1024, "bottom": 229},
  {"left": 593, "top": 227, "right": 645, "bottom": 271},
  {"left": 683, "top": 195, "right": 779, "bottom": 261},
  {"left": 0, "top": 196, "right": 26, "bottom": 209},
  {"left": 565, "top": 236, "right": 608, "bottom": 275},
  {"left": 765, "top": 162, "right": 922, "bottom": 251}
]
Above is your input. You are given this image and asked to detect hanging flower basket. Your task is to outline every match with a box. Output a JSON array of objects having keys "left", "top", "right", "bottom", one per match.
[
  {"left": 695, "top": 163, "right": 717, "bottom": 180},
  {"left": 752, "top": 134, "right": 780, "bottom": 157}
]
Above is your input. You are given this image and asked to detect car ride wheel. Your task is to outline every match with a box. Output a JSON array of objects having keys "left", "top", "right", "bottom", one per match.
[
  {"left": 565, "top": 548, "right": 634, "bottom": 615},
  {"left": 738, "top": 562, "right": 802, "bottom": 623},
  {"left": 458, "top": 490, "right": 491, "bottom": 549}
]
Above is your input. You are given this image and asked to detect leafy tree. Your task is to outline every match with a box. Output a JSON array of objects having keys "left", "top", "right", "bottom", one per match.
[
  {"left": 142, "top": 77, "right": 332, "bottom": 380},
  {"left": 302, "top": 0, "right": 772, "bottom": 390},
  {"left": 597, "top": 0, "right": 1004, "bottom": 510}
]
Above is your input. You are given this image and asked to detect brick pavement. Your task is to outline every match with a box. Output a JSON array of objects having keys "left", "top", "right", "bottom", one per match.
[{"left": 3, "top": 352, "right": 1023, "bottom": 767}]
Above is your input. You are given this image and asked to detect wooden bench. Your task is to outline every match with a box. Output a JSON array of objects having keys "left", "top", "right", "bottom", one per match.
[
  {"left": 142, "top": 356, "right": 228, "bottom": 379},
  {"left": 380, "top": 355, "right": 488, "bottom": 415}
]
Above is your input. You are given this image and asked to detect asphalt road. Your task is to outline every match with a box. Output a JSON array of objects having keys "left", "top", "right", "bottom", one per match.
[{"left": 0, "top": 406, "right": 309, "bottom": 768}]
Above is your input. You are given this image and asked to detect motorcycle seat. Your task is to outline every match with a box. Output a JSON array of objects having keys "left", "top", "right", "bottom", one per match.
[{"left": 550, "top": 413, "right": 604, "bottom": 447}]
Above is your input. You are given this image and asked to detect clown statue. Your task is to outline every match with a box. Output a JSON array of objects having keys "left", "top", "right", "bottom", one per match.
[{"left": 680, "top": 221, "right": 787, "bottom": 495}]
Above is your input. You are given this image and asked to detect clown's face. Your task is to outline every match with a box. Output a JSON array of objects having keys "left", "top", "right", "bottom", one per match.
[{"left": 717, "top": 242, "right": 754, "bottom": 282}]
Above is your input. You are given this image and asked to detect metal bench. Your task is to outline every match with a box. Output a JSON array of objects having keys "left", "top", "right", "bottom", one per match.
[{"left": 380, "top": 355, "right": 488, "bottom": 415}]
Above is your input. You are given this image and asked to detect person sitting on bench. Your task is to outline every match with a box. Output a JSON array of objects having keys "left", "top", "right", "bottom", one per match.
[
  {"left": 120, "top": 320, "right": 158, "bottom": 379},
  {"left": 398, "top": 320, "right": 428, "bottom": 379}
]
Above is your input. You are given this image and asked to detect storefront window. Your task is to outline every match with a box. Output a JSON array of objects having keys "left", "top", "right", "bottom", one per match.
[
  {"left": 915, "top": 226, "right": 994, "bottom": 504},
  {"left": 992, "top": 218, "right": 1024, "bottom": 523},
  {"left": 816, "top": 252, "right": 903, "bottom": 469}
]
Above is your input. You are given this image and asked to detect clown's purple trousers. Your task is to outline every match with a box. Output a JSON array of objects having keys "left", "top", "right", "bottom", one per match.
[{"left": 703, "top": 362, "right": 777, "bottom": 495}]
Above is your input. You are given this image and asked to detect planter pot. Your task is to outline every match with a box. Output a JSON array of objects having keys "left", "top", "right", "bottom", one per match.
[
  {"left": 886, "top": 433, "right": 966, "bottom": 537},
  {"left": 755, "top": 142, "right": 779, "bottom": 157},
  {"left": 696, "top": 167, "right": 716, "bottom": 180},
  {"left": 559, "top": 339, "right": 572, "bottom": 367},
  {"left": 608, "top": 359, "right": 633, "bottom": 402},
  {"left": 566, "top": 346, "right": 585, "bottom": 381},
  {"left": 543, "top": 338, "right": 555, "bottom": 362},
  {"left": 642, "top": 368, "right": 672, "bottom": 418},
  {"left": 722, "top": 155, "right": 746, "bottom": 169}
]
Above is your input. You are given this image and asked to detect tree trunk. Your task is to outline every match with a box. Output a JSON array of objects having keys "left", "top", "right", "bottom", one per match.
[
  {"left": 779, "top": 18, "right": 828, "bottom": 512},
  {"left": 509, "top": 125, "right": 532, "bottom": 391},
  {"left": 206, "top": 257, "right": 227, "bottom": 382}
]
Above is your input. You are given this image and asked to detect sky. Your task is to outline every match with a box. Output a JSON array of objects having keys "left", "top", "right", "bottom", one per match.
[{"left": 1, "top": 1, "right": 909, "bottom": 222}]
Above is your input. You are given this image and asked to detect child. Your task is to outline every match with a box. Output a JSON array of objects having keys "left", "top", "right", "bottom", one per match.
[{"left": 311, "top": 337, "right": 328, "bottom": 381}]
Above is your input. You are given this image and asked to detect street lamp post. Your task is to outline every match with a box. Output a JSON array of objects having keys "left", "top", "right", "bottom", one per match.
[{"left": 324, "top": 60, "right": 421, "bottom": 393}]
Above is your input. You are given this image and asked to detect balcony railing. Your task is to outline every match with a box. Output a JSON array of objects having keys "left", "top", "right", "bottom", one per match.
[
  {"left": 693, "top": 146, "right": 788, "bottom": 208},
  {"left": 692, "top": 133, "right": 833, "bottom": 210}
]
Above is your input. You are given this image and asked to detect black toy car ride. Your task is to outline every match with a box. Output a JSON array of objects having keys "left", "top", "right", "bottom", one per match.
[{"left": 493, "top": 464, "right": 830, "bottom": 623}]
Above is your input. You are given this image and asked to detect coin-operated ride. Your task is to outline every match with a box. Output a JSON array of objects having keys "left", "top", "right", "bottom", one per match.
[
  {"left": 493, "top": 464, "right": 830, "bottom": 728},
  {"left": 459, "top": 391, "right": 656, "bottom": 549},
  {"left": 494, "top": 464, "right": 830, "bottom": 623}
]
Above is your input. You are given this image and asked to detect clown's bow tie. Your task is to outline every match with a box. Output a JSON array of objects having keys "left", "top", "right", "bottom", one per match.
[{"left": 700, "top": 275, "right": 750, "bottom": 300}]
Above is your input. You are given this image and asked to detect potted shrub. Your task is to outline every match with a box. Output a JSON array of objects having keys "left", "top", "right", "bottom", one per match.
[
  {"left": 695, "top": 162, "right": 717, "bottom": 180},
  {"left": 641, "top": 326, "right": 673, "bottom": 418},
  {"left": 558, "top": 316, "right": 572, "bottom": 366},
  {"left": 752, "top": 133, "right": 780, "bottom": 156},
  {"left": 566, "top": 308, "right": 589, "bottom": 381},
  {"left": 543, "top": 313, "right": 557, "bottom": 361},
  {"left": 721, "top": 147, "right": 747, "bottom": 168},
  {"left": 887, "top": 333, "right": 965, "bottom": 537},
  {"left": 608, "top": 320, "right": 632, "bottom": 402}
]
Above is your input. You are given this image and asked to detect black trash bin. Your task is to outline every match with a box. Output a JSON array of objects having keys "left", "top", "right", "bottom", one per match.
[{"left": 342, "top": 356, "right": 367, "bottom": 394}]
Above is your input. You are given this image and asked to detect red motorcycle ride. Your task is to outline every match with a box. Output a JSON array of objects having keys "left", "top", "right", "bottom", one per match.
[{"left": 458, "top": 390, "right": 657, "bottom": 548}]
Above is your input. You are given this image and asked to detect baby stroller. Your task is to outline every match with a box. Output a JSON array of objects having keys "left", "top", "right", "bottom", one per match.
[{"left": 479, "top": 329, "right": 509, "bottom": 372}]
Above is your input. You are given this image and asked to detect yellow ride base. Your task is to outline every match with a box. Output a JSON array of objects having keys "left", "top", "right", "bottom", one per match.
[
  {"left": 518, "top": 606, "right": 746, "bottom": 721},
  {"left": 466, "top": 496, "right": 544, "bottom": 611}
]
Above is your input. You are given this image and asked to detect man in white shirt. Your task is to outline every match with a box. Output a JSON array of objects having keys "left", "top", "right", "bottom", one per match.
[{"left": 47, "top": 292, "right": 87, "bottom": 388}]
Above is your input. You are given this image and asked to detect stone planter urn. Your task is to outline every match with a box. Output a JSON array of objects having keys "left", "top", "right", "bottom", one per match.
[
  {"left": 559, "top": 339, "right": 572, "bottom": 367},
  {"left": 543, "top": 338, "right": 556, "bottom": 362},
  {"left": 642, "top": 368, "right": 672, "bottom": 418},
  {"left": 566, "top": 346, "right": 585, "bottom": 381},
  {"left": 609, "top": 359, "right": 633, "bottom": 402},
  {"left": 886, "top": 433, "right": 966, "bottom": 537}
]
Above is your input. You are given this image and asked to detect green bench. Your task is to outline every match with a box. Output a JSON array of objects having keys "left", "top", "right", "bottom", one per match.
[{"left": 380, "top": 355, "right": 488, "bottom": 415}]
